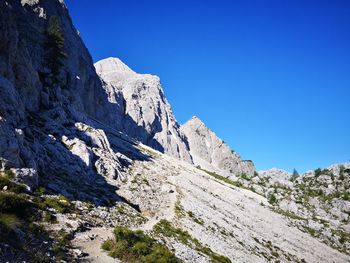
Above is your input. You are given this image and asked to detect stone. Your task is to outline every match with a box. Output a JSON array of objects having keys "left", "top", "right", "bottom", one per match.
[
  {"left": 180, "top": 116, "right": 255, "bottom": 178},
  {"left": 95, "top": 58, "right": 192, "bottom": 163}
]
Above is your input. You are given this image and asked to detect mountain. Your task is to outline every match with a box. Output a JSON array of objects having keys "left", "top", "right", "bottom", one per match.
[
  {"left": 0, "top": 1, "right": 349, "bottom": 262},
  {"left": 180, "top": 116, "right": 255, "bottom": 178},
  {"left": 94, "top": 57, "right": 192, "bottom": 163}
]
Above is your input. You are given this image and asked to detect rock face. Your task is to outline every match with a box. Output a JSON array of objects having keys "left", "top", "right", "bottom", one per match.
[
  {"left": 259, "top": 168, "right": 293, "bottom": 187},
  {"left": 180, "top": 116, "right": 255, "bottom": 177},
  {"left": 0, "top": 0, "right": 128, "bottom": 190},
  {"left": 94, "top": 57, "right": 192, "bottom": 163},
  {"left": 1, "top": 1, "right": 350, "bottom": 262}
]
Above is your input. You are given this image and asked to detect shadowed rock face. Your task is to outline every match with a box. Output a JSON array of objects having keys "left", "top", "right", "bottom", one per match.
[
  {"left": 1, "top": 2, "right": 350, "bottom": 263},
  {"left": 95, "top": 57, "right": 193, "bottom": 163},
  {"left": 0, "top": 1, "right": 144, "bottom": 191},
  {"left": 180, "top": 116, "right": 255, "bottom": 178},
  {"left": 0, "top": 0, "right": 117, "bottom": 171}
]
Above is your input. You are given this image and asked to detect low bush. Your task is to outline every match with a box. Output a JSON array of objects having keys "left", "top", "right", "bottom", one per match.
[
  {"left": 0, "top": 175, "right": 27, "bottom": 193},
  {"left": 268, "top": 193, "right": 278, "bottom": 205},
  {"left": 153, "top": 220, "right": 231, "bottom": 263},
  {"left": 37, "top": 195, "right": 73, "bottom": 213},
  {"left": 0, "top": 192, "right": 33, "bottom": 219},
  {"left": 102, "top": 226, "right": 181, "bottom": 263}
]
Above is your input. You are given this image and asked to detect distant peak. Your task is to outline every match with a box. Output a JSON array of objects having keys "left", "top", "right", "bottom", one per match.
[
  {"left": 189, "top": 115, "right": 204, "bottom": 124},
  {"left": 94, "top": 57, "right": 136, "bottom": 75}
]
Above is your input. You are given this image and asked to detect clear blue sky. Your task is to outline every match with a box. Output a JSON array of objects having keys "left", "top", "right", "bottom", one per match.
[{"left": 65, "top": 0, "right": 350, "bottom": 173}]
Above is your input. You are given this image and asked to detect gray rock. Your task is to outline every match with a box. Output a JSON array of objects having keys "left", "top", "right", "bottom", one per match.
[
  {"left": 95, "top": 58, "right": 192, "bottom": 163},
  {"left": 180, "top": 116, "right": 255, "bottom": 177},
  {"left": 11, "top": 168, "right": 38, "bottom": 191}
]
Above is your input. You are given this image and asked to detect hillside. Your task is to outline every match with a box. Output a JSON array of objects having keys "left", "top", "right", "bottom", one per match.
[{"left": 0, "top": 1, "right": 349, "bottom": 262}]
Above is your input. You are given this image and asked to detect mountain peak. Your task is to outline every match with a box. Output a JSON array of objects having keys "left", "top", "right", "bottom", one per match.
[
  {"left": 94, "top": 57, "right": 135, "bottom": 75},
  {"left": 185, "top": 115, "right": 205, "bottom": 126}
]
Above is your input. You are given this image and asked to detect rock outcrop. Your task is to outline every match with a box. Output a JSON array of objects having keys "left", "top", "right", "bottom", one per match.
[
  {"left": 180, "top": 116, "right": 255, "bottom": 178},
  {"left": 0, "top": 0, "right": 129, "bottom": 189},
  {"left": 95, "top": 57, "right": 192, "bottom": 163}
]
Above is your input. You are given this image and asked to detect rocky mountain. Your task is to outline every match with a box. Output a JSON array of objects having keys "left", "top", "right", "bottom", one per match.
[
  {"left": 0, "top": 1, "right": 349, "bottom": 262},
  {"left": 180, "top": 116, "right": 255, "bottom": 178},
  {"left": 94, "top": 57, "right": 192, "bottom": 163}
]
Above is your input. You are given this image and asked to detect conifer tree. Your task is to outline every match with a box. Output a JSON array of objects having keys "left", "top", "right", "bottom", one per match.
[{"left": 45, "top": 16, "right": 67, "bottom": 79}]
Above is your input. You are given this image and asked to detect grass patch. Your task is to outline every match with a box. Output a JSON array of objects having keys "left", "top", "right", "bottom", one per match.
[
  {"left": 0, "top": 174, "right": 27, "bottom": 193},
  {"left": 175, "top": 200, "right": 185, "bottom": 217},
  {"left": 0, "top": 192, "right": 34, "bottom": 219},
  {"left": 273, "top": 208, "right": 306, "bottom": 221},
  {"left": 52, "top": 229, "right": 74, "bottom": 261},
  {"left": 36, "top": 195, "right": 74, "bottom": 214},
  {"left": 268, "top": 193, "right": 277, "bottom": 205},
  {"left": 153, "top": 219, "right": 231, "bottom": 263},
  {"left": 102, "top": 226, "right": 181, "bottom": 262},
  {"left": 240, "top": 173, "right": 251, "bottom": 181},
  {"left": 200, "top": 169, "right": 244, "bottom": 189},
  {"left": 187, "top": 211, "right": 204, "bottom": 225}
]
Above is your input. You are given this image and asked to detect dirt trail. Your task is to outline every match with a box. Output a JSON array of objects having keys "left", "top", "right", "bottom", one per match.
[{"left": 72, "top": 227, "right": 118, "bottom": 263}]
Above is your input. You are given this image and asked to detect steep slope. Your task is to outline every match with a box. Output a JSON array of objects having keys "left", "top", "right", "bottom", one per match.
[
  {"left": 219, "top": 163, "right": 350, "bottom": 255},
  {"left": 180, "top": 116, "right": 255, "bottom": 178},
  {"left": 95, "top": 57, "right": 192, "bottom": 163},
  {"left": 66, "top": 134, "right": 349, "bottom": 263},
  {"left": 1, "top": 1, "right": 349, "bottom": 262},
  {"left": 0, "top": 0, "right": 124, "bottom": 178}
]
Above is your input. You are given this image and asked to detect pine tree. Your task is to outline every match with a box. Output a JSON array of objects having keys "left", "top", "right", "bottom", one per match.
[
  {"left": 290, "top": 168, "right": 299, "bottom": 182},
  {"left": 45, "top": 16, "right": 67, "bottom": 79}
]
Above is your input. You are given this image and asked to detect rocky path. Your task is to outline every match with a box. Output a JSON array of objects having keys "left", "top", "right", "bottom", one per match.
[{"left": 72, "top": 227, "right": 118, "bottom": 263}]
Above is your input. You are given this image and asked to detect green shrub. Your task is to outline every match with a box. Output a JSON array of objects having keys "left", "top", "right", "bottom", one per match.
[
  {"left": 0, "top": 169, "right": 15, "bottom": 179},
  {"left": 268, "top": 193, "right": 278, "bottom": 205},
  {"left": 0, "top": 175, "right": 27, "bottom": 193},
  {"left": 37, "top": 195, "right": 73, "bottom": 213},
  {"left": 240, "top": 173, "right": 251, "bottom": 181},
  {"left": 101, "top": 239, "right": 114, "bottom": 251},
  {"left": 153, "top": 220, "right": 231, "bottom": 263},
  {"left": 0, "top": 192, "right": 33, "bottom": 219},
  {"left": 200, "top": 169, "right": 244, "bottom": 189},
  {"left": 0, "top": 213, "right": 21, "bottom": 230},
  {"left": 102, "top": 226, "right": 181, "bottom": 263},
  {"left": 34, "top": 186, "right": 46, "bottom": 196},
  {"left": 314, "top": 168, "right": 322, "bottom": 177},
  {"left": 343, "top": 192, "right": 350, "bottom": 201},
  {"left": 153, "top": 219, "right": 195, "bottom": 246},
  {"left": 187, "top": 211, "right": 204, "bottom": 225}
]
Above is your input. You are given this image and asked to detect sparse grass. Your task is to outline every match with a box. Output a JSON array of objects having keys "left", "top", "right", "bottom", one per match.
[
  {"left": 240, "top": 173, "right": 251, "bottom": 181},
  {"left": 0, "top": 213, "right": 21, "bottom": 230},
  {"left": 187, "top": 211, "right": 204, "bottom": 225},
  {"left": 175, "top": 200, "right": 185, "bottom": 217},
  {"left": 34, "top": 186, "right": 46, "bottom": 196},
  {"left": 0, "top": 192, "right": 34, "bottom": 219},
  {"left": 0, "top": 169, "right": 15, "bottom": 179},
  {"left": 0, "top": 174, "right": 27, "bottom": 193},
  {"left": 303, "top": 226, "right": 317, "bottom": 237},
  {"left": 268, "top": 193, "right": 277, "bottom": 205},
  {"left": 153, "top": 219, "right": 231, "bottom": 263},
  {"left": 0, "top": 179, "right": 68, "bottom": 260},
  {"left": 102, "top": 226, "right": 181, "bottom": 262},
  {"left": 117, "top": 205, "right": 125, "bottom": 214},
  {"left": 36, "top": 195, "right": 74, "bottom": 213},
  {"left": 52, "top": 229, "right": 73, "bottom": 261},
  {"left": 142, "top": 178, "right": 150, "bottom": 186},
  {"left": 273, "top": 208, "right": 306, "bottom": 221},
  {"left": 200, "top": 169, "right": 245, "bottom": 189}
]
